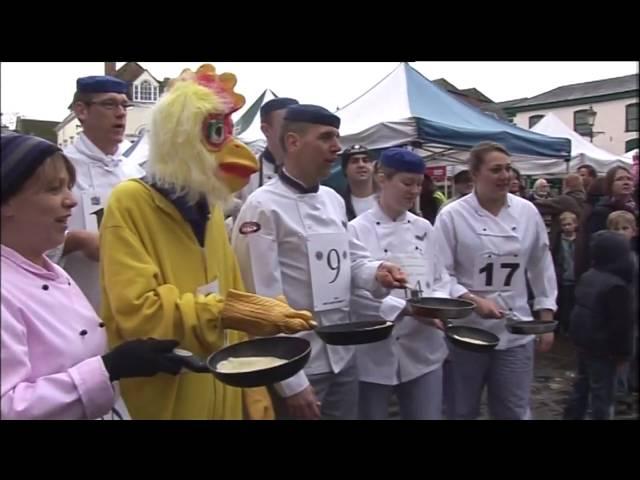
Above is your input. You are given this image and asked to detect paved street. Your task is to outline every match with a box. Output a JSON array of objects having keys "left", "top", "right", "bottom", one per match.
[{"left": 388, "top": 334, "right": 638, "bottom": 420}]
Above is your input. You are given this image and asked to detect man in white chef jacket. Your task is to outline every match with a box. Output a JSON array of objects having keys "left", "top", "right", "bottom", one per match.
[
  {"left": 232, "top": 104, "right": 407, "bottom": 420},
  {"left": 238, "top": 97, "right": 299, "bottom": 202},
  {"left": 55, "top": 76, "right": 145, "bottom": 312},
  {"left": 225, "top": 98, "right": 299, "bottom": 236}
]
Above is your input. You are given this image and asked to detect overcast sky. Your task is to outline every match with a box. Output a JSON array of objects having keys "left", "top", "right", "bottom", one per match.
[{"left": 1, "top": 61, "right": 637, "bottom": 125}]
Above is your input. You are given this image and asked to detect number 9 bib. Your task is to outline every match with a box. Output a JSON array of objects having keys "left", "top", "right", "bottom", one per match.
[{"left": 307, "top": 232, "right": 351, "bottom": 311}]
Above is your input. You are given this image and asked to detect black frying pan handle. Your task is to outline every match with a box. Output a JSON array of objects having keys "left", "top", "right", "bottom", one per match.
[{"left": 166, "top": 348, "right": 211, "bottom": 373}]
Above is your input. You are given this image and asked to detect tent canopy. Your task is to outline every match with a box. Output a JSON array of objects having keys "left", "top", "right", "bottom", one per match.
[
  {"left": 336, "top": 63, "right": 571, "bottom": 161},
  {"left": 531, "top": 113, "right": 631, "bottom": 174},
  {"left": 623, "top": 148, "right": 638, "bottom": 160},
  {"left": 123, "top": 132, "right": 148, "bottom": 166}
]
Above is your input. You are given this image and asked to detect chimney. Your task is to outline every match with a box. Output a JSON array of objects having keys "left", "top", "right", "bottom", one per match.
[{"left": 105, "top": 62, "right": 117, "bottom": 76}]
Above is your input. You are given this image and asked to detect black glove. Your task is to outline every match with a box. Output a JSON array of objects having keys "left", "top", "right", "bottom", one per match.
[{"left": 102, "top": 338, "right": 182, "bottom": 382}]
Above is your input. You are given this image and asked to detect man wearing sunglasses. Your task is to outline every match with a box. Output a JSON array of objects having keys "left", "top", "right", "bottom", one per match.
[
  {"left": 52, "top": 76, "right": 144, "bottom": 316},
  {"left": 340, "top": 144, "right": 377, "bottom": 220}
]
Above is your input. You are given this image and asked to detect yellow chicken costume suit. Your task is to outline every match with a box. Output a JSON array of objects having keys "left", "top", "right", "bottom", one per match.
[{"left": 99, "top": 64, "right": 312, "bottom": 420}]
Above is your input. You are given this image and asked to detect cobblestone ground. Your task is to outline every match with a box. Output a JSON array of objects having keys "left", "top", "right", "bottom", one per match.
[
  {"left": 527, "top": 334, "right": 638, "bottom": 421},
  {"left": 388, "top": 334, "right": 638, "bottom": 420}
]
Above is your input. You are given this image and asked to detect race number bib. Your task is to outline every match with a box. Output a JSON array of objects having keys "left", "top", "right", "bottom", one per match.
[
  {"left": 81, "top": 189, "right": 110, "bottom": 232},
  {"left": 472, "top": 253, "right": 522, "bottom": 292},
  {"left": 307, "top": 233, "right": 351, "bottom": 311},
  {"left": 387, "top": 254, "right": 428, "bottom": 299}
]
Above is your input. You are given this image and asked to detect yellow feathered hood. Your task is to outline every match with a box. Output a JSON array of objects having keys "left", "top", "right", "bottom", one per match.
[{"left": 145, "top": 64, "right": 258, "bottom": 206}]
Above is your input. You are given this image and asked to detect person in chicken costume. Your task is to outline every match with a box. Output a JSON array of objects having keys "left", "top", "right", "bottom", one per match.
[{"left": 99, "top": 64, "right": 315, "bottom": 420}]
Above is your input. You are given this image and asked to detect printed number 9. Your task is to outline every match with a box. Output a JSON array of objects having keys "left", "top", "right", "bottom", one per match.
[{"left": 327, "top": 248, "right": 341, "bottom": 284}]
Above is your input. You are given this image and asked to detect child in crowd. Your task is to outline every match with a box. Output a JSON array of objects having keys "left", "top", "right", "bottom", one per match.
[
  {"left": 554, "top": 211, "right": 579, "bottom": 334},
  {"left": 607, "top": 211, "right": 639, "bottom": 400},
  {"left": 564, "top": 230, "right": 635, "bottom": 420}
]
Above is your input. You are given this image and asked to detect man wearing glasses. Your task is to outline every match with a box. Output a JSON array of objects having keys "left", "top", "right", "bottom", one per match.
[{"left": 53, "top": 76, "right": 145, "bottom": 316}]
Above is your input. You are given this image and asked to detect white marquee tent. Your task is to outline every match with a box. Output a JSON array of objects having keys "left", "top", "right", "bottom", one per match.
[{"left": 531, "top": 113, "right": 631, "bottom": 174}]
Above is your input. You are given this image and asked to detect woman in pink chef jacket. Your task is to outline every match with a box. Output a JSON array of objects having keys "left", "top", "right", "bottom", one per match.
[{"left": 1, "top": 133, "right": 182, "bottom": 420}]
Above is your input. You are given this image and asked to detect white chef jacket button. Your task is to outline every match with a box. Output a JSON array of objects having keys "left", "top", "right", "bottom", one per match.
[
  {"left": 79, "top": 329, "right": 88, "bottom": 336},
  {"left": 376, "top": 222, "right": 381, "bottom": 226},
  {"left": 512, "top": 226, "right": 517, "bottom": 230},
  {"left": 98, "top": 322, "right": 105, "bottom": 328},
  {"left": 42, "top": 284, "right": 50, "bottom": 291},
  {"left": 384, "top": 249, "right": 388, "bottom": 253}
]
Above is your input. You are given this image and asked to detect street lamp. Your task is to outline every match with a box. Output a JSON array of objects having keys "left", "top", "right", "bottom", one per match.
[{"left": 585, "top": 106, "right": 597, "bottom": 142}]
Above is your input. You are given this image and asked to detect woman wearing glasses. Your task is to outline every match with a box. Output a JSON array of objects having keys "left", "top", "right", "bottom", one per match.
[{"left": 51, "top": 75, "right": 145, "bottom": 317}]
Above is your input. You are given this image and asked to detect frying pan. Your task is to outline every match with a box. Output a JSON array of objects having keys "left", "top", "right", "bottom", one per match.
[
  {"left": 497, "top": 293, "right": 558, "bottom": 335},
  {"left": 505, "top": 318, "right": 558, "bottom": 335},
  {"left": 165, "top": 336, "right": 311, "bottom": 388},
  {"left": 444, "top": 324, "right": 499, "bottom": 353},
  {"left": 314, "top": 321, "right": 394, "bottom": 346},
  {"left": 405, "top": 294, "right": 498, "bottom": 352},
  {"left": 406, "top": 296, "right": 477, "bottom": 320}
]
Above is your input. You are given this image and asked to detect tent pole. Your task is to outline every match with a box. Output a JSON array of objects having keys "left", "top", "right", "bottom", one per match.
[{"left": 444, "top": 170, "right": 449, "bottom": 199}]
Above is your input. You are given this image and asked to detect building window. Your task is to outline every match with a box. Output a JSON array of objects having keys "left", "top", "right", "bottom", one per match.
[
  {"left": 626, "top": 103, "right": 638, "bottom": 132},
  {"left": 528, "top": 115, "right": 544, "bottom": 128},
  {"left": 625, "top": 138, "right": 638, "bottom": 153},
  {"left": 134, "top": 80, "right": 158, "bottom": 103},
  {"left": 574, "top": 109, "right": 593, "bottom": 136}
]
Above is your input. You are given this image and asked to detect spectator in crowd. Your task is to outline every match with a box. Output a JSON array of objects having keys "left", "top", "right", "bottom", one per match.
[
  {"left": 340, "top": 145, "right": 377, "bottom": 220},
  {"left": 554, "top": 211, "right": 579, "bottom": 334},
  {"left": 509, "top": 167, "right": 526, "bottom": 197},
  {"left": 607, "top": 210, "right": 638, "bottom": 399},
  {"left": 575, "top": 166, "right": 637, "bottom": 278},
  {"left": 441, "top": 170, "right": 473, "bottom": 210},
  {"left": 577, "top": 164, "right": 598, "bottom": 193},
  {"left": 534, "top": 173, "right": 586, "bottom": 254},
  {"left": 528, "top": 178, "right": 552, "bottom": 203},
  {"left": 564, "top": 231, "right": 635, "bottom": 420},
  {"left": 419, "top": 173, "right": 446, "bottom": 224}
]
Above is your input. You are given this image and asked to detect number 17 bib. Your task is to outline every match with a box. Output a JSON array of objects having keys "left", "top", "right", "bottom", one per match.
[{"left": 472, "top": 252, "right": 523, "bottom": 292}]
